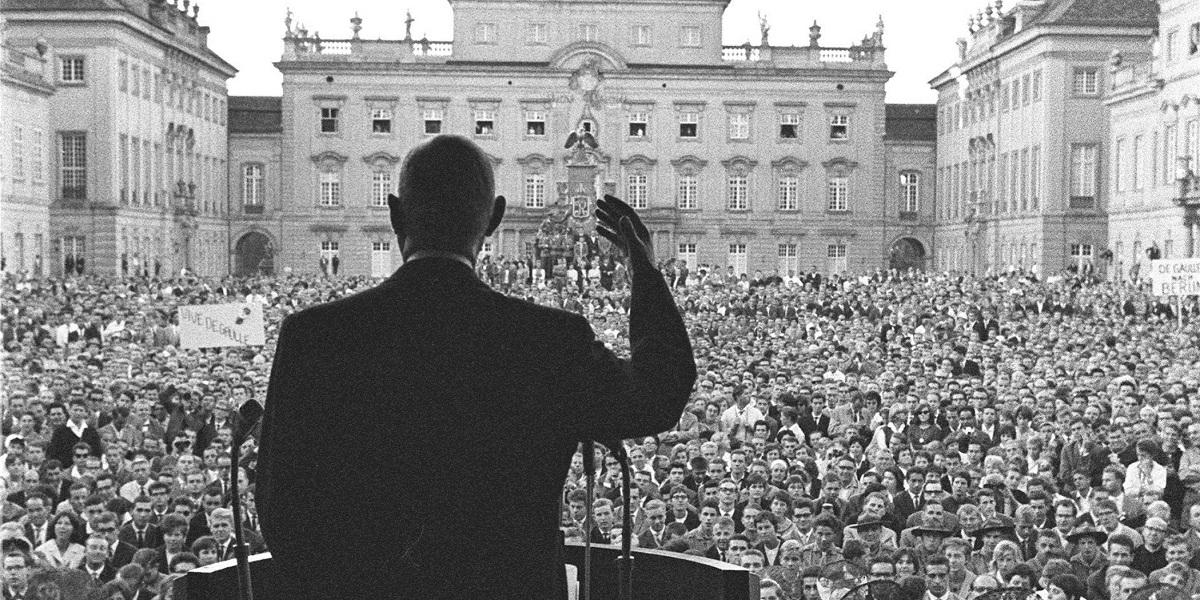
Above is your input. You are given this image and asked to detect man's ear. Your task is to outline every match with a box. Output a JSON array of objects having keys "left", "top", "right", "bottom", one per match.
[
  {"left": 387, "top": 194, "right": 404, "bottom": 239},
  {"left": 485, "top": 195, "right": 506, "bottom": 237}
]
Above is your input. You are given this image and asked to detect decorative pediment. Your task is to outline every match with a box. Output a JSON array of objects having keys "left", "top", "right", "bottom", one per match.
[
  {"left": 721, "top": 155, "right": 758, "bottom": 169},
  {"left": 771, "top": 156, "right": 808, "bottom": 171},
  {"left": 482, "top": 152, "right": 503, "bottom": 166},
  {"left": 517, "top": 153, "right": 554, "bottom": 168},
  {"left": 821, "top": 157, "right": 859, "bottom": 173},
  {"left": 620, "top": 154, "right": 658, "bottom": 167},
  {"left": 362, "top": 151, "right": 402, "bottom": 166},
  {"left": 671, "top": 155, "right": 708, "bottom": 169},
  {"left": 310, "top": 151, "right": 348, "bottom": 165}
]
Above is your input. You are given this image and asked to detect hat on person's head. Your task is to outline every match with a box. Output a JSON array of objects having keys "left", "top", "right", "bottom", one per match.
[
  {"left": 972, "top": 518, "right": 1016, "bottom": 537},
  {"left": 913, "top": 522, "right": 954, "bottom": 538},
  {"left": 855, "top": 514, "right": 885, "bottom": 530},
  {"left": 1065, "top": 524, "right": 1108, "bottom": 545}
]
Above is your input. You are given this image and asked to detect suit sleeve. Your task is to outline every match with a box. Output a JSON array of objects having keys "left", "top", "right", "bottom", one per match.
[
  {"left": 256, "top": 314, "right": 317, "bottom": 561},
  {"left": 562, "top": 261, "right": 696, "bottom": 443}
]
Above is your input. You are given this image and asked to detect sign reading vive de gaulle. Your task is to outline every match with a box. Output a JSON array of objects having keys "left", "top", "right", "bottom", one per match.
[
  {"left": 179, "top": 303, "right": 267, "bottom": 349},
  {"left": 1149, "top": 259, "right": 1200, "bottom": 297}
]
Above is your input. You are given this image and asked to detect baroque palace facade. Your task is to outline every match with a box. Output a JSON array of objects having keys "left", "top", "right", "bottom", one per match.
[
  {"left": 929, "top": 0, "right": 1160, "bottom": 275},
  {"left": 226, "top": 0, "right": 938, "bottom": 278},
  {"left": 1, "top": 0, "right": 236, "bottom": 278}
]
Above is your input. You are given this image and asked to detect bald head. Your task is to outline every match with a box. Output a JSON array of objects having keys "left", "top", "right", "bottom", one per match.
[{"left": 390, "top": 135, "right": 503, "bottom": 257}]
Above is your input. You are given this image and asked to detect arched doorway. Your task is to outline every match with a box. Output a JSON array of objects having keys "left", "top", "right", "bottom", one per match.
[
  {"left": 889, "top": 237, "right": 927, "bottom": 272},
  {"left": 235, "top": 231, "right": 273, "bottom": 277}
]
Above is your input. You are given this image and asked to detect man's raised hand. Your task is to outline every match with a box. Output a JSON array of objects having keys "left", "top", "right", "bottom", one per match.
[{"left": 595, "top": 194, "right": 654, "bottom": 269}]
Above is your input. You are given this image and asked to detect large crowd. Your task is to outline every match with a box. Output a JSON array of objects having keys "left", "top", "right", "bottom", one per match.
[{"left": 1, "top": 255, "right": 1199, "bottom": 600}]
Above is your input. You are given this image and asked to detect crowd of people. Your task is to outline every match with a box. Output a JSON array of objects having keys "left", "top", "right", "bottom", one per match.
[{"left": 1, "top": 254, "right": 1198, "bottom": 599}]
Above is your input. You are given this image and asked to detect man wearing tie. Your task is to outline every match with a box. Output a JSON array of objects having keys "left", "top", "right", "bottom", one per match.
[
  {"left": 1, "top": 551, "right": 32, "bottom": 600},
  {"left": 20, "top": 494, "right": 50, "bottom": 549},
  {"left": 118, "top": 497, "right": 162, "bottom": 550},
  {"left": 80, "top": 534, "right": 116, "bottom": 585},
  {"left": 636, "top": 500, "right": 669, "bottom": 549}
]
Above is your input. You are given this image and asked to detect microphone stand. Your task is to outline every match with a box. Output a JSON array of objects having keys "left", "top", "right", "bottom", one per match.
[
  {"left": 611, "top": 443, "right": 634, "bottom": 600},
  {"left": 580, "top": 441, "right": 596, "bottom": 600},
  {"left": 229, "top": 399, "right": 264, "bottom": 600}
]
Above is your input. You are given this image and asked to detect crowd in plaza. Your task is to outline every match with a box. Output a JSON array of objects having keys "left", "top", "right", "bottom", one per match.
[{"left": 0, "top": 252, "right": 1199, "bottom": 599}]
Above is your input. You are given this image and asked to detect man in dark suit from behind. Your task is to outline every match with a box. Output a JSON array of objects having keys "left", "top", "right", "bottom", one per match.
[{"left": 258, "top": 135, "right": 696, "bottom": 600}]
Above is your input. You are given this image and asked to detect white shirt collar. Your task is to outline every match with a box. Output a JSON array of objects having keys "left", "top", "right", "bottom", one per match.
[
  {"left": 67, "top": 419, "right": 87, "bottom": 438},
  {"left": 404, "top": 250, "right": 473, "bottom": 270}
]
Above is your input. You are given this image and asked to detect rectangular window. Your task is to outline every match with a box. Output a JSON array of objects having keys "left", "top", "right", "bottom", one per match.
[
  {"left": 727, "top": 175, "right": 748, "bottom": 211},
  {"left": 320, "top": 241, "right": 339, "bottom": 262},
  {"left": 779, "top": 113, "right": 800, "bottom": 139},
  {"left": 320, "top": 108, "right": 339, "bottom": 133},
  {"left": 118, "top": 59, "right": 128, "bottom": 92},
  {"left": 371, "top": 109, "right": 393, "bottom": 134},
  {"left": 1070, "top": 244, "right": 1094, "bottom": 259},
  {"left": 1115, "top": 138, "right": 1127, "bottom": 192},
  {"left": 131, "top": 137, "right": 141, "bottom": 204},
  {"left": 60, "top": 57, "right": 85, "bottom": 83},
  {"left": 474, "top": 23, "right": 498, "bottom": 44},
  {"left": 826, "top": 244, "right": 847, "bottom": 275},
  {"left": 474, "top": 110, "right": 495, "bottom": 136},
  {"left": 30, "top": 128, "right": 43, "bottom": 183},
  {"left": 827, "top": 176, "right": 848, "bottom": 211},
  {"left": 142, "top": 68, "right": 151, "bottom": 100},
  {"left": 1072, "top": 68, "right": 1099, "bottom": 95},
  {"left": 154, "top": 73, "right": 162, "bottom": 103},
  {"left": 579, "top": 24, "right": 598, "bottom": 42},
  {"left": 1032, "top": 70, "right": 1042, "bottom": 102},
  {"left": 371, "top": 171, "right": 392, "bottom": 207},
  {"left": 728, "top": 113, "right": 749, "bottom": 140},
  {"left": 628, "top": 112, "right": 648, "bottom": 138},
  {"left": 1000, "top": 83, "right": 1010, "bottom": 111},
  {"left": 677, "top": 243, "right": 697, "bottom": 272},
  {"left": 243, "top": 164, "right": 263, "bottom": 207},
  {"left": 1021, "top": 74, "right": 1031, "bottom": 106},
  {"left": 1167, "top": 31, "right": 1178, "bottom": 62},
  {"left": 1030, "top": 145, "right": 1040, "bottom": 210},
  {"left": 829, "top": 114, "right": 848, "bottom": 140},
  {"left": 1011, "top": 79, "right": 1020, "bottom": 108},
  {"left": 777, "top": 174, "right": 798, "bottom": 211},
  {"left": 778, "top": 243, "right": 799, "bottom": 278},
  {"left": 131, "top": 63, "right": 141, "bottom": 97},
  {"left": 1165, "top": 125, "right": 1177, "bottom": 184},
  {"left": 627, "top": 173, "right": 648, "bottom": 209},
  {"left": 1008, "top": 154, "right": 1019, "bottom": 212},
  {"left": 1019, "top": 148, "right": 1030, "bottom": 211},
  {"left": 10, "top": 125, "right": 23, "bottom": 180},
  {"left": 1071, "top": 144, "right": 1098, "bottom": 200},
  {"left": 527, "top": 23, "right": 548, "bottom": 44},
  {"left": 1190, "top": 23, "right": 1199, "bottom": 55},
  {"left": 423, "top": 108, "right": 443, "bottom": 135},
  {"left": 153, "top": 143, "right": 162, "bottom": 205},
  {"left": 319, "top": 171, "right": 341, "bottom": 206},
  {"left": 119, "top": 133, "right": 129, "bottom": 203},
  {"left": 1133, "top": 135, "right": 1144, "bottom": 190},
  {"left": 998, "top": 154, "right": 1008, "bottom": 212},
  {"left": 1186, "top": 120, "right": 1199, "bottom": 166},
  {"left": 679, "top": 112, "right": 698, "bottom": 138},
  {"left": 681, "top": 25, "right": 701, "bottom": 47},
  {"left": 370, "top": 241, "right": 393, "bottom": 277},
  {"left": 525, "top": 111, "right": 546, "bottom": 136},
  {"left": 728, "top": 244, "right": 747, "bottom": 276},
  {"left": 524, "top": 174, "right": 545, "bottom": 208},
  {"left": 677, "top": 174, "right": 698, "bottom": 209},
  {"left": 901, "top": 172, "right": 920, "bottom": 213},
  {"left": 633, "top": 25, "right": 651, "bottom": 46}
]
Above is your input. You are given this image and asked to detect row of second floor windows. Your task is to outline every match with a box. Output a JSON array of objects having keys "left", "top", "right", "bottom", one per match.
[
  {"left": 285, "top": 165, "right": 920, "bottom": 216},
  {"left": 1113, "top": 119, "right": 1200, "bottom": 195},
  {"left": 62, "top": 55, "right": 227, "bottom": 126},
  {"left": 314, "top": 106, "right": 855, "bottom": 143}
]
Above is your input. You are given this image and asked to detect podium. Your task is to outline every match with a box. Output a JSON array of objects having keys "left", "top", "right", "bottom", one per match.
[{"left": 177, "top": 546, "right": 756, "bottom": 600}]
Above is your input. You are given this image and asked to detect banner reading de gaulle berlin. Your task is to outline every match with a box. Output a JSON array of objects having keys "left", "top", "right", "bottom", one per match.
[
  {"left": 178, "top": 302, "right": 267, "bottom": 349},
  {"left": 1149, "top": 258, "right": 1200, "bottom": 298}
]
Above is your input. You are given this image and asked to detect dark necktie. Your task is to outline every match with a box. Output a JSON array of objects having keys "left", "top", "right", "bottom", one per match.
[{"left": 136, "top": 530, "right": 144, "bottom": 547}]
